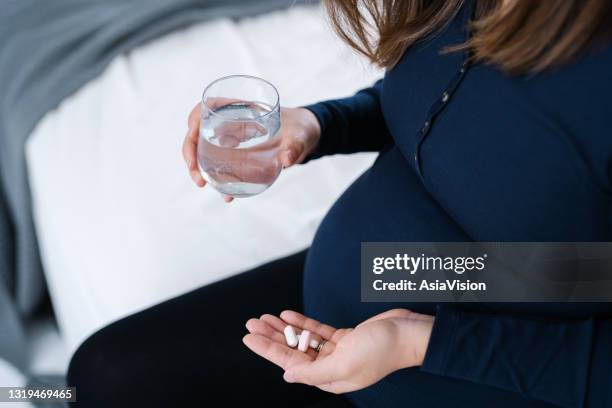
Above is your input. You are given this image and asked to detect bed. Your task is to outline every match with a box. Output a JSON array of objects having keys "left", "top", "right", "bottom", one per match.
[{"left": 25, "top": 3, "right": 380, "bottom": 357}]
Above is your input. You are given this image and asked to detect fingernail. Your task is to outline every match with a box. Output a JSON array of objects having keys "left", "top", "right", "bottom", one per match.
[
  {"left": 186, "top": 158, "right": 192, "bottom": 169},
  {"left": 283, "top": 371, "right": 295, "bottom": 383}
]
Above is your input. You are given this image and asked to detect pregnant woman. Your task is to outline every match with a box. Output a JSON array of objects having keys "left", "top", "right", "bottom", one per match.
[{"left": 68, "top": 0, "right": 612, "bottom": 406}]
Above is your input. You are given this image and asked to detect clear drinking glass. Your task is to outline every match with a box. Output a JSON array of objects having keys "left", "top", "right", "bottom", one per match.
[{"left": 197, "top": 75, "right": 282, "bottom": 198}]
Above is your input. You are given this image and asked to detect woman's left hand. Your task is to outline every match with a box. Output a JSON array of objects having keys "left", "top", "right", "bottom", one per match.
[{"left": 243, "top": 309, "right": 434, "bottom": 394}]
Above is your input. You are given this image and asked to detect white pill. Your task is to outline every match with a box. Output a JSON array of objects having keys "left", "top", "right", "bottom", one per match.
[
  {"left": 309, "top": 338, "right": 320, "bottom": 349},
  {"left": 298, "top": 330, "right": 311, "bottom": 352},
  {"left": 284, "top": 325, "right": 298, "bottom": 348}
]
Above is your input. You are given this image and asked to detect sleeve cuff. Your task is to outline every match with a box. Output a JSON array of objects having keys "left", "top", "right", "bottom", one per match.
[
  {"left": 302, "top": 103, "right": 329, "bottom": 135},
  {"left": 420, "top": 305, "right": 459, "bottom": 375}
]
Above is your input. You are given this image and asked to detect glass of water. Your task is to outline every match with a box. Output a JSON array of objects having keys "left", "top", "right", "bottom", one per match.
[{"left": 198, "top": 75, "right": 282, "bottom": 198}]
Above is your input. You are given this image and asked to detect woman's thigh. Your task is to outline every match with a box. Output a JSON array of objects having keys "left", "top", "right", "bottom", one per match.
[{"left": 67, "top": 250, "right": 350, "bottom": 407}]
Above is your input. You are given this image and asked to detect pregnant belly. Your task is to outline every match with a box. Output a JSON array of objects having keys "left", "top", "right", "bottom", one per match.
[
  {"left": 302, "top": 146, "right": 612, "bottom": 407},
  {"left": 304, "top": 146, "right": 612, "bottom": 325},
  {"left": 303, "top": 146, "right": 469, "bottom": 327}
]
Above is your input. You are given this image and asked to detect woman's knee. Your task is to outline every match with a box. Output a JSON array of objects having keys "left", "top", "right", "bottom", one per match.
[{"left": 67, "top": 321, "right": 138, "bottom": 406}]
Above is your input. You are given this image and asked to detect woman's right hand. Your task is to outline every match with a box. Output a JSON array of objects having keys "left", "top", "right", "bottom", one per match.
[{"left": 182, "top": 103, "right": 321, "bottom": 202}]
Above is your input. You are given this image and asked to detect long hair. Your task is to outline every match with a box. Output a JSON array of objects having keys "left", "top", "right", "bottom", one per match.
[{"left": 324, "top": 0, "right": 612, "bottom": 74}]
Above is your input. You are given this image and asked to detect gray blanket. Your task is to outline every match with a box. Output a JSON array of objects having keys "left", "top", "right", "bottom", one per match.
[{"left": 0, "top": 0, "right": 300, "bottom": 371}]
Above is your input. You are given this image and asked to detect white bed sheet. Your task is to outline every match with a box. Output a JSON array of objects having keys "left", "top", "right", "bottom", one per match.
[{"left": 26, "top": 4, "right": 381, "bottom": 353}]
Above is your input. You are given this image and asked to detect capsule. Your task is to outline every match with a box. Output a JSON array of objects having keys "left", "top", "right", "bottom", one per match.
[
  {"left": 298, "top": 330, "right": 311, "bottom": 352},
  {"left": 284, "top": 325, "right": 298, "bottom": 348}
]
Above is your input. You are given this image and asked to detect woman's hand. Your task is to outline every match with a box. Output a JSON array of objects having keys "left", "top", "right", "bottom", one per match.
[
  {"left": 182, "top": 103, "right": 321, "bottom": 202},
  {"left": 243, "top": 309, "right": 434, "bottom": 394}
]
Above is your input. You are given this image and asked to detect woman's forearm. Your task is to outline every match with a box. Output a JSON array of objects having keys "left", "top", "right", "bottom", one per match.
[
  {"left": 303, "top": 79, "right": 392, "bottom": 159},
  {"left": 418, "top": 306, "right": 612, "bottom": 408}
]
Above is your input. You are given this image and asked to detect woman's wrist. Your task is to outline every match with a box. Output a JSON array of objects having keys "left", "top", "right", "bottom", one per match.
[
  {"left": 394, "top": 314, "right": 435, "bottom": 369},
  {"left": 296, "top": 107, "right": 321, "bottom": 157}
]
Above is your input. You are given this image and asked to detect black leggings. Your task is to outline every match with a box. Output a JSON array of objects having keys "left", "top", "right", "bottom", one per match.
[{"left": 67, "top": 250, "right": 352, "bottom": 407}]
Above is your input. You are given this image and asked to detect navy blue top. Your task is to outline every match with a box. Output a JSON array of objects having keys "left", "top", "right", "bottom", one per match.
[{"left": 303, "top": 2, "right": 612, "bottom": 407}]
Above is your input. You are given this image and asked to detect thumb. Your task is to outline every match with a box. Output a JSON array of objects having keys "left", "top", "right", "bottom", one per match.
[
  {"left": 281, "top": 148, "right": 297, "bottom": 168},
  {"left": 280, "top": 138, "right": 306, "bottom": 168},
  {"left": 280, "top": 146, "right": 301, "bottom": 168}
]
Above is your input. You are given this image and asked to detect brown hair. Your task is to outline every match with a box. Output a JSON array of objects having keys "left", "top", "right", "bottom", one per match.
[{"left": 324, "top": 0, "right": 612, "bottom": 74}]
